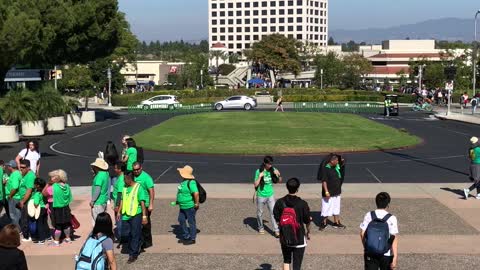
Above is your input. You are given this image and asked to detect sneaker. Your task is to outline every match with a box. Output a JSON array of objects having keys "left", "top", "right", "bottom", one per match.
[
  {"left": 476, "top": 195, "right": 480, "bottom": 200},
  {"left": 274, "top": 232, "right": 280, "bottom": 238},
  {"left": 36, "top": 240, "right": 45, "bottom": 245},
  {"left": 319, "top": 223, "right": 328, "bottom": 231},
  {"left": 258, "top": 229, "right": 265, "bottom": 235},
  {"left": 127, "top": 256, "right": 137, "bottom": 264},
  {"left": 332, "top": 222, "right": 346, "bottom": 229},
  {"left": 182, "top": 239, "right": 196, "bottom": 245},
  {"left": 63, "top": 238, "right": 73, "bottom": 244},
  {"left": 49, "top": 241, "right": 60, "bottom": 247},
  {"left": 464, "top": 188, "right": 470, "bottom": 200},
  {"left": 46, "top": 237, "right": 53, "bottom": 242},
  {"left": 21, "top": 237, "right": 32, "bottom": 242}
]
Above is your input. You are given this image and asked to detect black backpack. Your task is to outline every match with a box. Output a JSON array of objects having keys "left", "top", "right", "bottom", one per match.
[
  {"left": 364, "top": 211, "right": 392, "bottom": 256},
  {"left": 136, "top": 147, "right": 144, "bottom": 164},
  {"left": 188, "top": 180, "right": 207, "bottom": 204},
  {"left": 472, "top": 98, "right": 478, "bottom": 107}
]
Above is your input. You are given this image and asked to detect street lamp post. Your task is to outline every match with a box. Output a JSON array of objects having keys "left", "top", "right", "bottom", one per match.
[
  {"left": 320, "top": 69, "right": 324, "bottom": 90},
  {"left": 107, "top": 68, "right": 112, "bottom": 107},
  {"left": 474, "top": 10, "right": 480, "bottom": 96}
]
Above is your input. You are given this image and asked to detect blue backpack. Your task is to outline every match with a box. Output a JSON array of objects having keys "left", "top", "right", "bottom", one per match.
[
  {"left": 75, "top": 235, "right": 108, "bottom": 270},
  {"left": 364, "top": 211, "right": 392, "bottom": 256}
]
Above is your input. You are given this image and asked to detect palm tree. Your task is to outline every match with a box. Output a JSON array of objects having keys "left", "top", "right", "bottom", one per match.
[
  {"left": 209, "top": 50, "right": 225, "bottom": 84},
  {"left": 1, "top": 89, "right": 38, "bottom": 125}
]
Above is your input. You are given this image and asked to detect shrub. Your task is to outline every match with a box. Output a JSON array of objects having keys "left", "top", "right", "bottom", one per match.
[{"left": 218, "top": 64, "right": 236, "bottom": 75}]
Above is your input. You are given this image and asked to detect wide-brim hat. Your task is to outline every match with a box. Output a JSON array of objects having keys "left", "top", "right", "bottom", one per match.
[
  {"left": 177, "top": 165, "right": 195, "bottom": 179},
  {"left": 27, "top": 200, "right": 41, "bottom": 220},
  {"left": 471, "top": 137, "right": 479, "bottom": 144},
  {"left": 5, "top": 160, "right": 17, "bottom": 168},
  {"left": 90, "top": 158, "right": 109, "bottom": 171}
]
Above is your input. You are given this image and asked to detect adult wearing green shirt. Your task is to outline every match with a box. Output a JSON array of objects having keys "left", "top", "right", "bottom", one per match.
[
  {"left": 464, "top": 136, "right": 480, "bottom": 199},
  {"left": 133, "top": 162, "right": 155, "bottom": 249},
  {"left": 113, "top": 161, "right": 126, "bottom": 241},
  {"left": 0, "top": 160, "right": 5, "bottom": 215},
  {"left": 118, "top": 171, "right": 148, "bottom": 264},
  {"left": 253, "top": 156, "right": 282, "bottom": 237},
  {"left": 122, "top": 138, "right": 137, "bottom": 171},
  {"left": 90, "top": 158, "right": 110, "bottom": 224},
  {"left": 176, "top": 165, "right": 199, "bottom": 245},
  {"left": 5, "top": 160, "right": 22, "bottom": 226},
  {"left": 18, "top": 159, "right": 36, "bottom": 241}
]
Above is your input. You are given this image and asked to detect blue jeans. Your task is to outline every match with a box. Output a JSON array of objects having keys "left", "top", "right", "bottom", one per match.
[
  {"left": 121, "top": 214, "right": 142, "bottom": 258},
  {"left": 8, "top": 199, "right": 21, "bottom": 226},
  {"left": 256, "top": 195, "right": 279, "bottom": 232},
  {"left": 178, "top": 208, "right": 197, "bottom": 240}
]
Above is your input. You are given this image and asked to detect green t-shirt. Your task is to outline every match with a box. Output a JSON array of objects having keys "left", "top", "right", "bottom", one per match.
[
  {"left": 6, "top": 170, "right": 22, "bottom": 200},
  {"left": 18, "top": 170, "right": 36, "bottom": 200},
  {"left": 254, "top": 168, "right": 275, "bottom": 198},
  {"left": 0, "top": 169, "right": 5, "bottom": 200},
  {"left": 471, "top": 146, "right": 480, "bottom": 164},
  {"left": 31, "top": 191, "right": 45, "bottom": 208},
  {"left": 121, "top": 184, "right": 147, "bottom": 220},
  {"left": 134, "top": 171, "right": 154, "bottom": 208},
  {"left": 126, "top": 147, "right": 137, "bottom": 171},
  {"left": 112, "top": 174, "right": 125, "bottom": 204},
  {"left": 176, "top": 180, "right": 198, "bottom": 210},
  {"left": 52, "top": 183, "right": 73, "bottom": 208},
  {"left": 92, "top": 171, "right": 109, "bottom": 205}
]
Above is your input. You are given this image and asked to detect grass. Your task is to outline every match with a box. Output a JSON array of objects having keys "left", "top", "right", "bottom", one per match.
[{"left": 133, "top": 112, "right": 421, "bottom": 155}]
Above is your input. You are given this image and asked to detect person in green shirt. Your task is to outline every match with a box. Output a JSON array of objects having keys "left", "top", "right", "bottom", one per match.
[
  {"left": 133, "top": 162, "right": 155, "bottom": 249},
  {"left": 122, "top": 139, "right": 137, "bottom": 171},
  {"left": 18, "top": 159, "right": 36, "bottom": 241},
  {"left": 464, "top": 136, "right": 480, "bottom": 199},
  {"left": 117, "top": 171, "right": 147, "bottom": 264},
  {"left": 0, "top": 160, "right": 5, "bottom": 214},
  {"left": 90, "top": 158, "right": 110, "bottom": 224},
  {"left": 31, "top": 178, "right": 49, "bottom": 243},
  {"left": 112, "top": 161, "right": 125, "bottom": 241},
  {"left": 5, "top": 160, "right": 22, "bottom": 226},
  {"left": 253, "top": 156, "right": 282, "bottom": 237},
  {"left": 175, "top": 165, "right": 199, "bottom": 245}
]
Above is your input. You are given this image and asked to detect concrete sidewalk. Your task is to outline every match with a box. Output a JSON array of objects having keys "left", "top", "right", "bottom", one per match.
[
  {"left": 435, "top": 105, "right": 480, "bottom": 125},
  {"left": 19, "top": 183, "right": 480, "bottom": 269}
]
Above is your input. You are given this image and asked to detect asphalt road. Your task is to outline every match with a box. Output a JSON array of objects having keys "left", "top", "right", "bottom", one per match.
[{"left": 1, "top": 109, "right": 479, "bottom": 186}]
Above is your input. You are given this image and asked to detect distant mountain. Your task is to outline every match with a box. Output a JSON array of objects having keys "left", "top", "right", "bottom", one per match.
[{"left": 330, "top": 18, "right": 475, "bottom": 44}]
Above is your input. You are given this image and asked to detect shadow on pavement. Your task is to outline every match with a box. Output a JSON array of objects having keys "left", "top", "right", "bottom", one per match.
[
  {"left": 243, "top": 217, "right": 275, "bottom": 236},
  {"left": 255, "top": 263, "right": 273, "bottom": 270},
  {"left": 440, "top": 187, "right": 467, "bottom": 197}
]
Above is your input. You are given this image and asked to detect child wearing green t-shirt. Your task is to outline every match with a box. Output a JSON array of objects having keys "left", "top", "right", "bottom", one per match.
[{"left": 31, "top": 178, "right": 49, "bottom": 244}]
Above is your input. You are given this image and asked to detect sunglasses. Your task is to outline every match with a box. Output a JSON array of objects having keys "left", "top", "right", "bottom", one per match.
[
  {"left": 20, "top": 166, "right": 27, "bottom": 169},
  {"left": 133, "top": 168, "right": 141, "bottom": 171}
]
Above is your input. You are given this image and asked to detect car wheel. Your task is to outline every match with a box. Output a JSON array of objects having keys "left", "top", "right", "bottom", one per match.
[
  {"left": 143, "top": 104, "right": 150, "bottom": 110},
  {"left": 215, "top": 104, "right": 223, "bottom": 111},
  {"left": 244, "top": 103, "right": 252, "bottom": 111}
]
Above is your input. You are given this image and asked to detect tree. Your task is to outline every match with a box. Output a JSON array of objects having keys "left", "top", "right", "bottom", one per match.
[
  {"left": 178, "top": 53, "right": 212, "bottom": 89},
  {"left": 396, "top": 69, "right": 408, "bottom": 87},
  {"left": 313, "top": 52, "right": 344, "bottom": 87},
  {"left": 328, "top": 37, "right": 337, "bottom": 46},
  {"left": 244, "top": 34, "right": 302, "bottom": 78},
  {"left": 209, "top": 50, "right": 225, "bottom": 84},
  {"left": 228, "top": 53, "right": 240, "bottom": 64},
  {"left": 341, "top": 54, "right": 373, "bottom": 89},
  {"left": 58, "top": 65, "right": 94, "bottom": 91},
  {"left": 342, "top": 40, "right": 359, "bottom": 52},
  {"left": 0, "top": 0, "right": 125, "bottom": 91},
  {"left": 423, "top": 63, "right": 446, "bottom": 88}
]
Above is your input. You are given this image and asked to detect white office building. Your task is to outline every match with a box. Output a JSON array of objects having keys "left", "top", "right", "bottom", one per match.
[{"left": 208, "top": 0, "right": 329, "bottom": 56}]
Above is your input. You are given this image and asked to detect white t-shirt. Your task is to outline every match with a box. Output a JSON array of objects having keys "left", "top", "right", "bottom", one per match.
[
  {"left": 18, "top": 148, "right": 41, "bottom": 173},
  {"left": 359, "top": 209, "right": 398, "bottom": 256}
]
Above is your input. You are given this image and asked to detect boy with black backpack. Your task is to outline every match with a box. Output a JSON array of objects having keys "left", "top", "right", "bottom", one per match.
[
  {"left": 273, "top": 178, "right": 311, "bottom": 270},
  {"left": 360, "top": 192, "right": 398, "bottom": 270}
]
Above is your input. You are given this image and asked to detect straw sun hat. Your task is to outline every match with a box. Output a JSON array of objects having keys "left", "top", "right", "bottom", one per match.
[{"left": 177, "top": 165, "right": 195, "bottom": 179}]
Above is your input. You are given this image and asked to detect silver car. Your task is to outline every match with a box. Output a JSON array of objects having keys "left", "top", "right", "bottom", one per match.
[{"left": 214, "top": 95, "right": 257, "bottom": 111}]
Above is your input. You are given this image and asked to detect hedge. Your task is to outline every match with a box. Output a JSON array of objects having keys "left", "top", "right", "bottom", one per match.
[{"left": 111, "top": 88, "right": 418, "bottom": 106}]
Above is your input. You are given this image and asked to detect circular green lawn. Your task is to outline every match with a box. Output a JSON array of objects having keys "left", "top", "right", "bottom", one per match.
[{"left": 133, "top": 112, "right": 420, "bottom": 155}]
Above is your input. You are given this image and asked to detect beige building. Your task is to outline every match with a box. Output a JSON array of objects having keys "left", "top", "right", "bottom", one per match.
[
  {"left": 208, "top": 0, "right": 329, "bottom": 56},
  {"left": 120, "top": 60, "right": 185, "bottom": 87}
]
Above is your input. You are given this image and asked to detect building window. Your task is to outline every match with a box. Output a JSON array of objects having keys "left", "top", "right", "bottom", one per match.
[
  {"left": 262, "top": 18, "right": 267, "bottom": 24},
  {"left": 288, "top": 1, "right": 294, "bottom": 6},
  {"left": 245, "top": 2, "right": 250, "bottom": 8},
  {"left": 297, "top": 34, "right": 303, "bottom": 40},
  {"left": 237, "top": 35, "right": 242, "bottom": 40},
  {"left": 253, "top": 2, "right": 259, "bottom": 7},
  {"left": 262, "top": 26, "right": 268, "bottom": 32},
  {"left": 237, "top": 11, "right": 242, "bottom": 16},
  {"left": 237, "top": 27, "right": 242, "bottom": 32},
  {"left": 236, "top": 2, "right": 242, "bottom": 8},
  {"left": 220, "top": 36, "right": 225, "bottom": 41},
  {"left": 279, "top": 18, "right": 285, "bottom": 23},
  {"left": 212, "top": 12, "right": 217, "bottom": 17},
  {"left": 212, "top": 28, "right": 217, "bottom": 33},
  {"left": 262, "top": 1, "right": 268, "bottom": 7},
  {"left": 229, "top": 44, "right": 234, "bottom": 49},
  {"left": 315, "top": 10, "right": 319, "bottom": 15},
  {"left": 220, "top": 11, "right": 225, "bottom": 17},
  {"left": 211, "top": 3, "right": 217, "bottom": 9},
  {"left": 288, "top": 9, "right": 294, "bottom": 14},
  {"left": 297, "top": 17, "right": 302, "bottom": 23},
  {"left": 279, "top": 1, "right": 285, "bottom": 6},
  {"left": 245, "top": 19, "right": 251, "bottom": 24},
  {"left": 212, "top": 36, "right": 217, "bottom": 41},
  {"left": 228, "top": 35, "right": 234, "bottom": 41},
  {"left": 279, "top": 9, "right": 285, "bottom": 15},
  {"left": 270, "top": 1, "right": 276, "bottom": 6},
  {"left": 297, "top": 8, "right": 303, "bottom": 14},
  {"left": 253, "top": 35, "right": 259, "bottom": 40},
  {"left": 279, "top": 26, "right": 285, "bottom": 31},
  {"left": 270, "top": 18, "right": 276, "bottom": 23},
  {"left": 236, "top": 19, "right": 242, "bottom": 24},
  {"left": 270, "top": 26, "right": 276, "bottom": 32},
  {"left": 270, "top": 10, "right": 276, "bottom": 15},
  {"left": 228, "top": 27, "right": 234, "bottom": 32},
  {"left": 212, "top": 20, "right": 217, "bottom": 25},
  {"left": 262, "top": 10, "right": 267, "bottom": 15},
  {"left": 228, "top": 3, "right": 233, "bottom": 8},
  {"left": 288, "top": 17, "right": 294, "bottom": 23},
  {"left": 220, "top": 19, "right": 225, "bottom": 25},
  {"left": 228, "top": 19, "right": 233, "bottom": 24},
  {"left": 228, "top": 11, "right": 233, "bottom": 16},
  {"left": 253, "top": 26, "right": 259, "bottom": 32},
  {"left": 245, "top": 10, "right": 250, "bottom": 16},
  {"left": 288, "top": 34, "right": 294, "bottom": 38},
  {"left": 245, "top": 43, "right": 251, "bottom": 49},
  {"left": 220, "top": 27, "right": 225, "bottom": 33},
  {"left": 297, "top": 25, "right": 302, "bottom": 31},
  {"left": 237, "top": 43, "right": 242, "bottom": 49},
  {"left": 220, "top": 3, "right": 225, "bottom": 8},
  {"left": 288, "top": 25, "right": 294, "bottom": 31},
  {"left": 297, "top": 0, "right": 302, "bottom": 5},
  {"left": 253, "top": 10, "right": 259, "bottom": 16},
  {"left": 245, "top": 27, "right": 251, "bottom": 32},
  {"left": 245, "top": 35, "right": 251, "bottom": 40}
]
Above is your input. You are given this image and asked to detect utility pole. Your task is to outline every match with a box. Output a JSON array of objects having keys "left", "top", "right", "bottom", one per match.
[
  {"left": 474, "top": 10, "right": 480, "bottom": 96},
  {"left": 418, "top": 65, "right": 423, "bottom": 91},
  {"left": 54, "top": 65, "right": 57, "bottom": 90},
  {"left": 320, "top": 69, "right": 324, "bottom": 90},
  {"left": 107, "top": 68, "right": 112, "bottom": 107},
  {"left": 200, "top": 69, "right": 204, "bottom": 89}
]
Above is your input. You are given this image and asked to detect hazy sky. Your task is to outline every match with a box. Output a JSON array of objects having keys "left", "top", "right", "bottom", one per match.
[{"left": 118, "top": 0, "right": 479, "bottom": 42}]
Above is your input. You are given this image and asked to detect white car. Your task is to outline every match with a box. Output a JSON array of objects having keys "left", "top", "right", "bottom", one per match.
[
  {"left": 214, "top": 96, "right": 257, "bottom": 111},
  {"left": 140, "top": 95, "right": 180, "bottom": 109}
]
